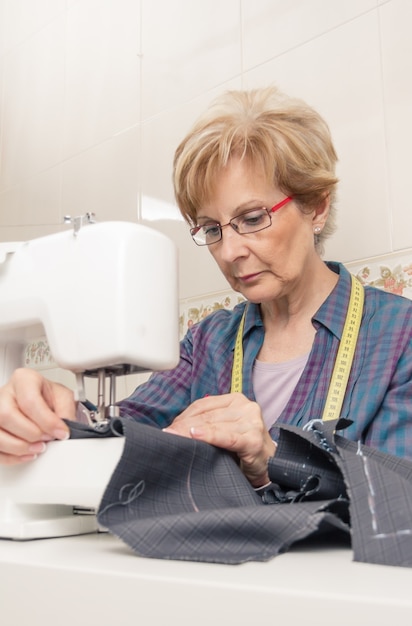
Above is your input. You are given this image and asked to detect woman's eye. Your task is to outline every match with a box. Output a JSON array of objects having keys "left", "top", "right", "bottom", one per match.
[
  {"left": 203, "top": 224, "right": 219, "bottom": 235},
  {"left": 240, "top": 211, "right": 265, "bottom": 227},
  {"left": 203, "top": 224, "right": 220, "bottom": 237}
]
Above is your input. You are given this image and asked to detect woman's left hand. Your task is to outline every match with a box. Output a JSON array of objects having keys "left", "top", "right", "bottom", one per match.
[{"left": 163, "top": 392, "right": 276, "bottom": 488}]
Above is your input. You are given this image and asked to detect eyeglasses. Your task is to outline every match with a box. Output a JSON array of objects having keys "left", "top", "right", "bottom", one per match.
[{"left": 190, "top": 196, "right": 293, "bottom": 246}]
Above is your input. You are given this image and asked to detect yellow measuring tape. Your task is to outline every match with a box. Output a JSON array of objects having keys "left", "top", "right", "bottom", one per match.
[
  {"left": 230, "top": 305, "right": 247, "bottom": 394},
  {"left": 230, "top": 274, "right": 364, "bottom": 422},
  {"left": 322, "top": 274, "right": 364, "bottom": 421}
]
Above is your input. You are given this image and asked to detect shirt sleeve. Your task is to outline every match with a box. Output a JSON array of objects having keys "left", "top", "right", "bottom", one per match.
[
  {"left": 117, "top": 332, "right": 195, "bottom": 429},
  {"left": 362, "top": 342, "right": 412, "bottom": 459}
]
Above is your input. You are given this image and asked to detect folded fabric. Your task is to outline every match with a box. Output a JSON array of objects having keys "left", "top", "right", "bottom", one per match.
[{"left": 92, "top": 417, "right": 412, "bottom": 566}]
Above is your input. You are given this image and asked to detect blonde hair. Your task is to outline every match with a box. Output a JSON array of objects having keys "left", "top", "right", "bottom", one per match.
[{"left": 173, "top": 86, "right": 339, "bottom": 252}]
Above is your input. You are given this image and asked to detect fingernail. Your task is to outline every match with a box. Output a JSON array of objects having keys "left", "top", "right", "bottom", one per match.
[
  {"left": 28, "top": 442, "right": 47, "bottom": 454},
  {"left": 190, "top": 427, "right": 204, "bottom": 438},
  {"left": 20, "top": 454, "right": 38, "bottom": 462},
  {"left": 53, "top": 429, "right": 69, "bottom": 441},
  {"left": 41, "top": 434, "right": 54, "bottom": 442}
]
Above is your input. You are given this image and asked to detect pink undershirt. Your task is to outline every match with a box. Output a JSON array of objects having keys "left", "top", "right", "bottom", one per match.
[{"left": 252, "top": 353, "right": 310, "bottom": 430}]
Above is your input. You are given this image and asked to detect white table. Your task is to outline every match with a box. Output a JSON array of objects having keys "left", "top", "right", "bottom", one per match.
[{"left": 1, "top": 533, "right": 412, "bottom": 625}]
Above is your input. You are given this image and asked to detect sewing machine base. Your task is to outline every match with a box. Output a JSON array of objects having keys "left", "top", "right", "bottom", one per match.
[
  {"left": 0, "top": 504, "right": 103, "bottom": 540},
  {"left": 0, "top": 437, "right": 124, "bottom": 540}
]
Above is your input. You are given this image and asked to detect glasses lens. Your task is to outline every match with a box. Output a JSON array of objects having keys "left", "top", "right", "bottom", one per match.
[
  {"left": 191, "top": 223, "right": 221, "bottom": 245},
  {"left": 232, "top": 208, "right": 271, "bottom": 234}
]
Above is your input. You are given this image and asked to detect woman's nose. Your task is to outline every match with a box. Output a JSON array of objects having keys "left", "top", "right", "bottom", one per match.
[{"left": 218, "top": 223, "right": 248, "bottom": 261}]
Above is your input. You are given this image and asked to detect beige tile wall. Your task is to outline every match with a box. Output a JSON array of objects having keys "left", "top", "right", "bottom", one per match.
[{"left": 0, "top": 0, "right": 411, "bottom": 302}]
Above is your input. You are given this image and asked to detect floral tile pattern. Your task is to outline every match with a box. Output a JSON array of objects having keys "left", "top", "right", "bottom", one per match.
[
  {"left": 346, "top": 249, "right": 412, "bottom": 299},
  {"left": 179, "top": 290, "right": 245, "bottom": 339}
]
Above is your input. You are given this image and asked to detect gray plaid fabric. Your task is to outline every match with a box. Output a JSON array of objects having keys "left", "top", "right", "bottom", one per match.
[
  {"left": 88, "top": 417, "right": 412, "bottom": 567},
  {"left": 334, "top": 436, "right": 412, "bottom": 566}
]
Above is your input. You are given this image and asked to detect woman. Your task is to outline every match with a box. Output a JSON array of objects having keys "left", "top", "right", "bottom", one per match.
[{"left": 1, "top": 87, "right": 412, "bottom": 488}]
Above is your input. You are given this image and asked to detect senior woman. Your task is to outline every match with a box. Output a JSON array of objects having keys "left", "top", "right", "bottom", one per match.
[{"left": 1, "top": 87, "right": 412, "bottom": 490}]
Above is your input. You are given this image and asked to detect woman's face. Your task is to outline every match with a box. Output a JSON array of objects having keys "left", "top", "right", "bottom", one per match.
[{"left": 197, "top": 157, "right": 327, "bottom": 304}]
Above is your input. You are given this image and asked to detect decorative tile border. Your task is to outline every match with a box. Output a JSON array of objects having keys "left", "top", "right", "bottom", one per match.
[
  {"left": 24, "top": 247, "right": 412, "bottom": 371},
  {"left": 345, "top": 248, "right": 412, "bottom": 299},
  {"left": 179, "top": 290, "right": 245, "bottom": 339}
]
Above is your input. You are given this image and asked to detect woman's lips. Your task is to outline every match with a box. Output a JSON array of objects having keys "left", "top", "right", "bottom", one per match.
[{"left": 237, "top": 272, "right": 262, "bottom": 283}]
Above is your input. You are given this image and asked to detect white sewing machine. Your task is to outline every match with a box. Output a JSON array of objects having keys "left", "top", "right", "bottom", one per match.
[{"left": 0, "top": 216, "right": 179, "bottom": 540}]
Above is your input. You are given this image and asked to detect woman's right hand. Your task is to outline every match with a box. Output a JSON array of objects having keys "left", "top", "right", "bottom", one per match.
[{"left": 0, "top": 368, "right": 75, "bottom": 465}]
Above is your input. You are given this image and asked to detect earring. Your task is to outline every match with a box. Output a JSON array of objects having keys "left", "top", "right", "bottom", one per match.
[{"left": 314, "top": 226, "right": 322, "bottom": 235}]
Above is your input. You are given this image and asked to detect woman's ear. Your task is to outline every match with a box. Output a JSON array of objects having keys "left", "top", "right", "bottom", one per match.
[{"left": 312, "top": 193, "right": 330, "bottom": 232}]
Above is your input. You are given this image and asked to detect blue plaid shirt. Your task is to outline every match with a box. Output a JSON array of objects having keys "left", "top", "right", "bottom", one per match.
[{"left": 119, "top": 262, "right": 412, "bottom": 459}]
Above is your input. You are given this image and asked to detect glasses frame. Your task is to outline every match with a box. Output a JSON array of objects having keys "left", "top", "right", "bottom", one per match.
[{"left": 190, "top": 196, "right": 293, "bottom": 246}]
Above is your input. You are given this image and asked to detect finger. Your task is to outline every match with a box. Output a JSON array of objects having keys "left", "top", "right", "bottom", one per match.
[
  {"left": 0, "top": 402, "right": 50, "bottom": 443},
  {"left": 0, "top": 424, "right": 48, "bottom": 459},
  {"left": 0, "top": 450, "right": 39, "bottom": 466},
  {"left": 11, "top": 369, "right": 74, "bottom": 438},
  {"left": 169, "top": 393, "right": 248, "bottom": 433},
  {"left": 189, "top": 421, "right": 246, "bottom": 451},
  {"left": 41, "top": 378, "right": 77, "bottom": 422},
  {"left": 161, "top": 426, "right": 182, "bottom": 436},
  {"left": 183, "top": 393, "right": 241, "bottom": 416},
  {"left": 0, "top": 385, "right": 68, "bottom": 443},
  {"left": 192, "top": 404, "right": 262, "bottom": 435}
]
